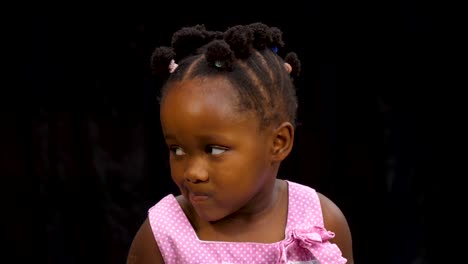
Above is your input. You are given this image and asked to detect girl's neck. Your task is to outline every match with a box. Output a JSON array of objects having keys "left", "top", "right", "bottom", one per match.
[{"left": 213, "top": 179, "right": 284, "bottom": 224}]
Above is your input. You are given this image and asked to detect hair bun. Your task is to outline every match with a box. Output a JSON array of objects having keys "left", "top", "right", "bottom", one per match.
[
  {"left": 224, "top": 25, "right": 253, "bottom": 59},
  {"left": 171, "top": 26, "right": 206, "bottom": 61},
  {"left": 248, "top": 22, "right": 273, "bottom": 50},
  {"left": 270, "top": 27, "right": 285, "bottom": 49},
  {"left": 150, "top": 46, "right": 175, "bottom": 77},
  {"left": 205, "top": 40, "right": 235, "bottom": 71},
  {"left": 285, "top": 52, "right": 301, "bottom": 77}
]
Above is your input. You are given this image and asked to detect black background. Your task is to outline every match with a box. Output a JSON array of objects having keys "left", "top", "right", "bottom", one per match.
[{"left": 4, "top": 1, "right": 463, "bottom": 263}]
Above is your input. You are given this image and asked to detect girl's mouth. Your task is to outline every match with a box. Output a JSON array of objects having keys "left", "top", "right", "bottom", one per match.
[{"left": 189, "top": 192, "right": 209, "bottom": 204}]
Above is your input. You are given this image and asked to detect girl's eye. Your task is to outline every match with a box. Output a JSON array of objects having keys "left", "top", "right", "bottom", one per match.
[
  {"left": 171, "top": 147, "right": 186, "bottom": 156},
  {"left": 206, "top": 146, "right": 227, "bottom": 155}
]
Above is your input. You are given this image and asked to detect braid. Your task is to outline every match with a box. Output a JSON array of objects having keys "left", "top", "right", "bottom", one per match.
[{"left": 151, "top": 22, "right": 302, "bottom": 128}]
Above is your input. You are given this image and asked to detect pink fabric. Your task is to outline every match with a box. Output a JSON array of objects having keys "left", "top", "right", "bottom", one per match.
[{"left": 148, "top": 181, "right": 347, "bottom": 263}]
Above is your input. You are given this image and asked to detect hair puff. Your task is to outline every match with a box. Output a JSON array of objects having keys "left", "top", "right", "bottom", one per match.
[
  {"left": 205, "top": 40, "right": 235, "bottom": 71},
  {"left": 150, "top": 46, "right": 175, "bottom": 77},
  {"left": 285, "top": 52, "right": 301, "bottom": 78},
  {"left": 248, "top": 22, "right": 273, "bottom": 50},
  {"left": 171, "top": 26, "right": 206, "bottom": 61},
  {"left": 224, "top": 25, "right": 253, "bottom": 59}
]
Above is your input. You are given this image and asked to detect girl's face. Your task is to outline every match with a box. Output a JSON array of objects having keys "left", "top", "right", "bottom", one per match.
[{"left": 160, "top": 77, "right": 278, "bottom": 222}]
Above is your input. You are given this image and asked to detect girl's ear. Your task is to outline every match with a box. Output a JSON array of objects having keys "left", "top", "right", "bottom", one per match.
[{"left": 271, "top": 122, "right": 294, "bottom": 162}]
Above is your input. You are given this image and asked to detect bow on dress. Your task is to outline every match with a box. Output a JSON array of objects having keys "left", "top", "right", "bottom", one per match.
[{"left": 278, "top": 226, "right": 338, "bottom": 264}]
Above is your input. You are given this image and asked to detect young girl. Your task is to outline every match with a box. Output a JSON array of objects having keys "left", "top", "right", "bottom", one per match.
[{"left": 128, "top": 23, "right": 353, "bottom": 264}]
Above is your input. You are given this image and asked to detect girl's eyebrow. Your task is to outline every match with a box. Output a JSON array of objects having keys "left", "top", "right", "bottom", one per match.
[
  {"left": 198, "top": 134, "right": 231, "bottom": 143},
  {"left": 164, "top": 133, "right": 232, "bottom": 143}
]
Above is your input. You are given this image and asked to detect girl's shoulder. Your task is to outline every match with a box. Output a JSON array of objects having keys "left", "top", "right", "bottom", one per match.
[
  {"left": 127, "top": 194, "right": 186, "bottom": 264},
  {"left": 317, "top": 192, "right": 354, "bottom": 263},
  {"left": 127, "top": 217, "right": 164, "bottom": 264},
  {"left": 286, "top": 180, "right": 354, "bottom": 262}
]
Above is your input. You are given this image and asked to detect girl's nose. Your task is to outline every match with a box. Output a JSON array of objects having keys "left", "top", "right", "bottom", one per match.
[{"left": 184, "top": 159, "right": 209, "bottom": 183}]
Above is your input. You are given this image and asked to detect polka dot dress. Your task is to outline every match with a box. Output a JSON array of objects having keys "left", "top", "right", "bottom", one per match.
[{"left": 148, "top": 181, "right": 347, "bottom": 263}]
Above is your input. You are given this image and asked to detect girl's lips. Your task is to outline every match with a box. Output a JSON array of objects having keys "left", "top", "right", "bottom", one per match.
[{"left": 189, "top": 192, "right": 209, "bottom": 203}]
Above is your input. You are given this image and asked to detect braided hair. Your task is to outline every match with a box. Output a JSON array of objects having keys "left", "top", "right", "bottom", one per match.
[{"left": 151, "top": 23, "right": 301, "bottom": 129}]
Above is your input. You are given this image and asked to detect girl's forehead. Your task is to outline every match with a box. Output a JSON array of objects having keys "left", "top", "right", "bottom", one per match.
[
  {"left": 165, "top": 77, "right": 239, "bottom": 103},
  {"left": 160, "top": 85, "right": 262, "bottom": 136},
  {"left": 160, "top": 77, "right": 260, "bottom": 128}
]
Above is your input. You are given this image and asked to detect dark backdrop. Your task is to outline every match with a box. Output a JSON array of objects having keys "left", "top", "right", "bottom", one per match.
[{"left": 4, "top": 1, "right": 461, "bottom": 263}]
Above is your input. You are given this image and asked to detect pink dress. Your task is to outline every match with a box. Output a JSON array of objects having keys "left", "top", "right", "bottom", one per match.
[{"left": 148, "top": 181, "right": 347, "bottom": 263}]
